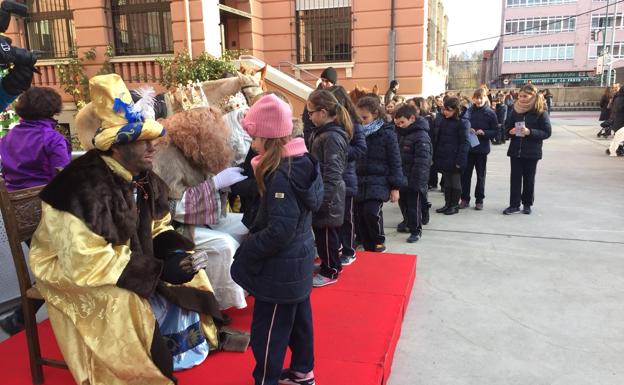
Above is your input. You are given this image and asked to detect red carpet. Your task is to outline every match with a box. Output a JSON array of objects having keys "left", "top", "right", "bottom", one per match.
[{"left": 0, "top": 252, "right": 416, "bottom": 385}]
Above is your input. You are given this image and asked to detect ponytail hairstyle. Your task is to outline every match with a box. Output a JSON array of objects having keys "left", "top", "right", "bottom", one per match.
[
  {"left": 308, "top": 89, "right": 353, "bottom": 139},
  {"left": 519, "top": 83, "right": 546, "bottom": 115},
  {"left": 327, "top": 85, "right": 362, "bottom": 124},
  {"left": 255, "top": 136, "right": 291, "bottom": 195},
  {"left": 443, "top": 97, "right": 461, "bottom": 120},
  {"left": 356, "top": 96, "right": 387, "bottom": 123}
]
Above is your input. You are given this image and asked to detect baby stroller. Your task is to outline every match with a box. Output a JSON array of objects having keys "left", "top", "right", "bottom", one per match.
[{"left": 597, "top": 119, "right": 613, "bottom": 138}]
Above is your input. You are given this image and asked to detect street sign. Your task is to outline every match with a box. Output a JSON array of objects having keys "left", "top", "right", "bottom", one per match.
[{"left": 503, "top": 78, "right": 509, "bottom": 85}]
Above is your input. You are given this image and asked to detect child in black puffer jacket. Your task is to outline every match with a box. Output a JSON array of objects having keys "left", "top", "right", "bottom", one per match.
[
  {"left": 394, "top": 104, "right": 432, "bottom": 243},
  {"left": 355, "top": 96, "right": 405, "bottom": 252},
  {"left": 328, "top": 85, "right": 367, "bottom": 266},
  {"left": 307, "top": 89, "right": 352, "bottom": 287},
  {"left": 433, "top": 97, "right": 470, "bottom": 215}
]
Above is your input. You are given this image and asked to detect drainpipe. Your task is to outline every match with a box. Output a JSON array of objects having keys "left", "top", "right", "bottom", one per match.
[
  {"left": 601, "top": 0, "right": 610, "bottom": 86},
  {"left": 388, "top": 0, "right": 396, "bottom": 83},
  {"left": 184, "top": 0, "right": 193, "bottom": 56},
  {"left": 608, "top": 1, "right": 618, "bottom": 85}
]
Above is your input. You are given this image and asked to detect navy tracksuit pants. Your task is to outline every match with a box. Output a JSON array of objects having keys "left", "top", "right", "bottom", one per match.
[
  {"left": 356, "top": 199, "right": 385, "bottom": 251},
  {"left": 251, "top": 297, "right": 314, "bottom": 385},
  {"left": 313, "top": 226, "right": 342, "bottom": 279}
]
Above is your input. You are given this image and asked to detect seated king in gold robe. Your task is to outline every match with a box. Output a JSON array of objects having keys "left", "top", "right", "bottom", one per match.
[{"left": 28, "top": 74, "right": 223, "bottom": 385}]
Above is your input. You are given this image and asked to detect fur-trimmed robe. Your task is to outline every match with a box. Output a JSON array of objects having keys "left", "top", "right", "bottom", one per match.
[{"left": 29, "top": 150, "right": 222, "bottom": 385}]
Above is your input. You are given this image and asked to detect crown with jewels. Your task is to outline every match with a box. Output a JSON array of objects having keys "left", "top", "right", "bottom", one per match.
[
  {"left": 219, "top": 92, "right": 249, "bottom": 114},
  {"left": 170, "top": 80, "right": 210, "bottom": 113}
]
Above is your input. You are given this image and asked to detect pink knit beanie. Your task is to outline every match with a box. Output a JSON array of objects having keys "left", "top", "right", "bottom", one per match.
[{"left": 242, "top": 94, "right": 293, "bottom": 138}]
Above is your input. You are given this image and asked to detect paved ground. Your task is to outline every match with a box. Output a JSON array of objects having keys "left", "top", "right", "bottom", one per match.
[
  {"left": 387, "top": 112, "right": 624, "bottom": 385},
  {"left": 1, "top": 112, "right": 622, "bottom": 384}
]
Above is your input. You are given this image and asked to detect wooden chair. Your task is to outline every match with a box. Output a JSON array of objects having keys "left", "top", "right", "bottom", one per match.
[{"left": 0, "top": 178, "right": 67, "bottom": 384}]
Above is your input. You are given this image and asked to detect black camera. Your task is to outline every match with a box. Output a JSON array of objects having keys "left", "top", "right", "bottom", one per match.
[{"left": 0, "top": 0, "right": 39, "bottom": 68}]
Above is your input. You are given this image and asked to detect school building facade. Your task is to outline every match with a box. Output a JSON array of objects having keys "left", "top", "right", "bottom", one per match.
[
  {"left": 489, "top": 0, "right": 624, "bottom": 88},
  {"left": 5, "top": 0, "right": 449, "bottom": 105}
]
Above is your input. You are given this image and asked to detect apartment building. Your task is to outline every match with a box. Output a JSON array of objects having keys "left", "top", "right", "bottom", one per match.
[
  {"left": 4, "top": 0, "right": 449, "bottom": 104},
  {"left": 491, "top": 0, "right": 624, "bottom": 87}
]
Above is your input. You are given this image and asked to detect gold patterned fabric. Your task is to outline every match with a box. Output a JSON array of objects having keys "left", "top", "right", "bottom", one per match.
[
  {"left": 89, "top": 74, "right": 165, "bottom": 151},
  {"left": 29, "top": 157, "right": 218, "bottom": 385}
]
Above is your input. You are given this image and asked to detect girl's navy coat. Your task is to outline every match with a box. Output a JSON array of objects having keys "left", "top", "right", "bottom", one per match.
[
  {"left": 468, "top": 105, "right": 499, "bottom": 154},
  {"left": 309, "top": 122, "right": 349, "bottom": 227},
  {"left": 505, "top": 109, "right": 552, "bottom": 160},
  {"left": 342, "top": 122, "right": 367, "bottom": 197},
  {"left": 356, "top": 122, "right": 406, "bottom": 202},
  {"left": 231, "top": 153, "right": 324, "bottom": 304},
  {"left": 433, "top": 115, "right": 470, "bottom": 171},
  {"left": 396, "top": 117, "right": 433, "bottom": 193}
]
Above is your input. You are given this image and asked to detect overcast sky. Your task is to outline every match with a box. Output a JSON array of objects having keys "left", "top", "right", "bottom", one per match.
[{"left": 444, "top": 0, "right": 503, "bottom": 56}]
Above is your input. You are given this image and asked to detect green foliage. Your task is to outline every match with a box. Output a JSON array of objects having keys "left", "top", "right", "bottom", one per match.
[
  {"left": 56, "top": 46, "right": 114, "bottom": 110},
  {"left": 0, "top": 69, "right": 18, "bottom": 136},
  {"left": 155, "top": 49, "right": 244, "bottom": 90}
]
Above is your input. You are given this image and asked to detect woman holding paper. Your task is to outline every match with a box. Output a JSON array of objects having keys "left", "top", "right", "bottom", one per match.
[{"left": 503, "top": 84, "right": 552, "bottom": 215}]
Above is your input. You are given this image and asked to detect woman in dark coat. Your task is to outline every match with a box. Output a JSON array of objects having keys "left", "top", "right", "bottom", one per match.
[
  {"left": 599, "top": 86, "right": 614, "bottom": 122},
  {"left": 433, "top": 97, "right": 470, "bottom": 215},
  {"left": 503, "top": 83, "right": 552, "bottom": 215}
]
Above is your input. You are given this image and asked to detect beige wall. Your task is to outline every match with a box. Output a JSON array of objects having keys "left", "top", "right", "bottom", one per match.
[
  {"left": 5, "top": 0, "right": 435, "bottom": 101},
  {"left": 234, "top": 0, "right": 428, "bottom": 95}
]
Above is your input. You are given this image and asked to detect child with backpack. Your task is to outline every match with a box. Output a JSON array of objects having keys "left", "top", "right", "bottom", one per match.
[
  {"left": 355, "top": 96, "right": 405, "bottom": 252},
  {"left": 231, "top": 94, "right": 324, "bottom": 385},
  {"left": 307, "top": 89, "right": 352, "bottom": 287},
  {"left": 394, "top": 104, "right": 433, "bottom": 242}
]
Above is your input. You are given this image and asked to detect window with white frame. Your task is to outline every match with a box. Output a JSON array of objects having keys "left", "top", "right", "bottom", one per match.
[
  {"left": 591, "top": 13, "right": 624, "bottom": 30},
  {"left": 589, "top": 42, "right": 624, "bottom": 59},
  {"left": 295, "top": 0, "right": 352, "bottom": 64},
  {"left": 503, "top": 44, "right": 575, "bottom": 62},
  {"left": 506, "top": 0, "right": 575, "bottom": 7},
  {"left": 505, "top": 16, "right": 576, "bottom": 34}
]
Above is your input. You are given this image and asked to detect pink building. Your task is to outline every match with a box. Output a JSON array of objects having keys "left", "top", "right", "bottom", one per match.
[{"left": 491, "top": 0, "right": 624, "bottom": 87}]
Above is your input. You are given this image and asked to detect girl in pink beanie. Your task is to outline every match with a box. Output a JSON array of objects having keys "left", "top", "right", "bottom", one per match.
[{"left": 232, "top": 93, "right": 324, "bottom": 385}]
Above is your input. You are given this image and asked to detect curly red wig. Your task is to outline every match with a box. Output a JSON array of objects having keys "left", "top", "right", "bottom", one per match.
[{"left": 158, "top": 107, "right": 234, "bottom": 175}]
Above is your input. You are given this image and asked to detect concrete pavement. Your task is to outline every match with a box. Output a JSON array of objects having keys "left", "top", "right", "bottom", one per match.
[{"left": 387, "top": 112, "right": 624, "bottom": 385}]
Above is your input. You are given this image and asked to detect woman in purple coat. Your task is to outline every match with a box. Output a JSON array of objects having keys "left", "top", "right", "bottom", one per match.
[
  {"left": 0, "top": 86, "right": 69, "bottom": 335},
  {"left": 0, "top": 86, "right": 70, "bottom": 191}
]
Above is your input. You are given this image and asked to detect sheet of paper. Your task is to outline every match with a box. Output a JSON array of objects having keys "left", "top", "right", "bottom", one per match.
[{"left": 468, "top": 131, "right": 480, "bottom": 147}]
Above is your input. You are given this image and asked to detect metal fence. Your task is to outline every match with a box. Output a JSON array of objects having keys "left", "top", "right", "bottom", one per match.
[
  {"left": 24, "top": 0, "right": 75, "bottom": 59},
  {"left": 111, "top": 0, "right": 173, "bottom": 56},
  {"left": 295, "top": 0, "right": 352, "bottom": 64}
]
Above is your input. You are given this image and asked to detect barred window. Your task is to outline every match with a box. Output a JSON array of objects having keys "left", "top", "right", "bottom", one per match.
[
  {"left": 24, "top": 0, "right": 75, "bottom": 59},
  {"left": 112, "top": 0, "right": 173, "bottom": 56},
  {"left": 295, "top": 0, "right": 352, "bottom": 64}
]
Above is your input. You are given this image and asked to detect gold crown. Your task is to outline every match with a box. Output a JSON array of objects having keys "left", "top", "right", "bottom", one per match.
[
  {"left": 171, "top": 81, "right": 209, "bottom": 112},
  {"left": 219, "top": 92, "right": 248, "bottom": 114}
]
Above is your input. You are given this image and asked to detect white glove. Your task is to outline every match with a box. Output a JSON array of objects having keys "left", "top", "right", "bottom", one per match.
[{"left": 212, "top": 167, "right": 248, "bottom": 190}]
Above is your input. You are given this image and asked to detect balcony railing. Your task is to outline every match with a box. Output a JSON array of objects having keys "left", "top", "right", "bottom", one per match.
[{"left": 32, "top": 55, "right": 170, "bottom": 91}]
